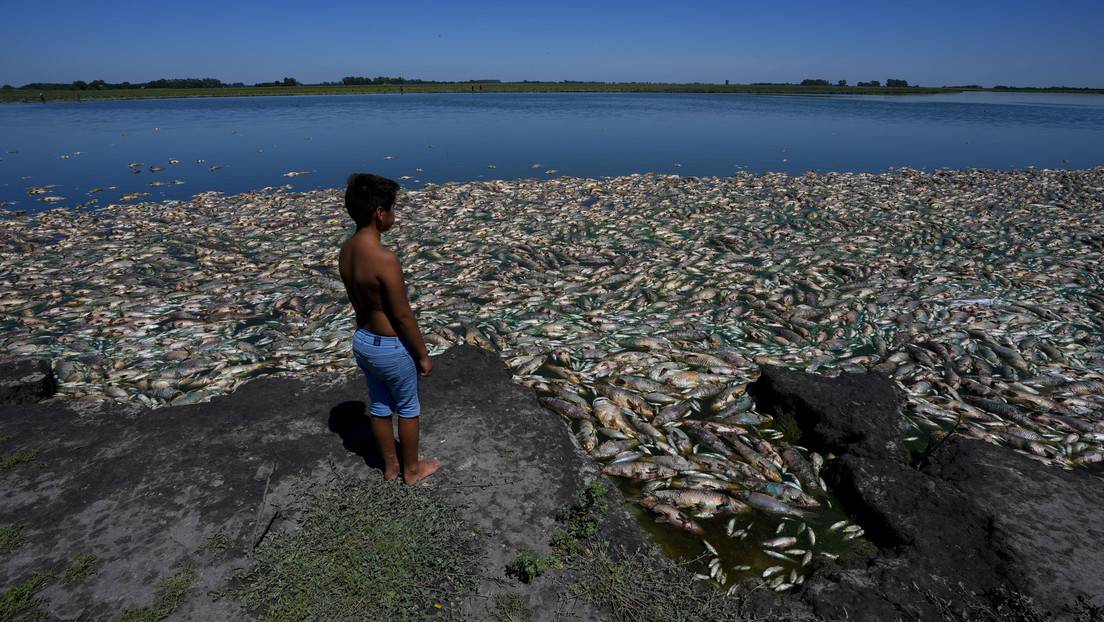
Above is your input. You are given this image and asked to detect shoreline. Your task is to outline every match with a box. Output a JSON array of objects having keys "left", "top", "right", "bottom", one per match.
[
  {"left": 5, "top": 165, "right": 1103, "bottom": 217},
  {"left": 6, "top": 83, "right": 1104, "bottom": 105},
  {"left": 3, "top": 167, "right": 1103, "bottom": 590}
]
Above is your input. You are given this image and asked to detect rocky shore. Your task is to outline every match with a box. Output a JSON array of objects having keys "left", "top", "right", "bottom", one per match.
[
  {"left": 3, "top": 168, "right": 1104, "bottom": 609},
  {"left": 4, "top": 351, "right": 1104, "bottom": 620},
  {"left": 1, "top": 347, "right": 647, "bottom": 621},
  {"left": 746, "top": 365, "right": 1104, "bottom": 620}
]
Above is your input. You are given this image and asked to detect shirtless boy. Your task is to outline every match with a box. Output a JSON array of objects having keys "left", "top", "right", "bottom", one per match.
[{"left": 339, "top": 173, "right": 439, "bottom": 484}]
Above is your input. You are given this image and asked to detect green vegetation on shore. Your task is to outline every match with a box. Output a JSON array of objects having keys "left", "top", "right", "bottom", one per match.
[
  {"left": 1, "top": 472, "right": 1089, "bottom": 621},
  {"left": 0, "top": 450, "right": 38, "bottom": 479},
  {"left": 231, "top": 473, "right": 483, "bottom": 621},
  {"left": 5, "top": 82, "right": 1102, "bottom": 104},
  {"left": 226, "top": 474, "right": 1088, "bottom": 622}
]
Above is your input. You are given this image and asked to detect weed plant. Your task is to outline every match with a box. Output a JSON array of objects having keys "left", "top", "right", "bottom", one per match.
[
  {"left": 112, "top": 564, "right": 197, "bottom": 622},
  {"left": 0, "top": 569, "right": 52, "bottom": 621},
  {"left": 0, "top": 526, "right": 22, "bottom": 558},
  {"left": 488, "top": 593, "right": 530, "bottom": 621},
  {"left": 0, "top": 451, "right": 37, "bottom": 479},
  {"left": 60, "top": 554, "right": 101, "bottom": 584},
  {"left": 507, "top": 550, "right": 549, "bottom": 584},
  {"left": 231, "top": 473, "right": 482, "bottom": 621},
  {"left": 0, "top": 560, "right": 192, "bottom": 622}
]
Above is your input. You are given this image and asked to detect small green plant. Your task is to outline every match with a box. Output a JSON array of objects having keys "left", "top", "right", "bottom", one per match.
[
  {"left": 60, "top": 554, "right": 102, "bottom": 584},
  {"left": 489, "top": 593, "right": 530, "bottom": 621},
  {"left": 508, "top": 549, "right": 550, "bottom": 584},
  {"left": 0, "top": 526, "right": 23, "bottom": 557},
  {"left": 0, "top": 450, "right": 38, "bottom": 478},
  {"left": 200, "top": 530, "right": 230, "bottom": 553},
  {"left": 0, "top": 568, "right": 54, "bottom": 621},
  {"left": 555, "top": 480, "right": 608, "bottom": 545},
  {"left": 113, "top": 564, "right": 198, "bottom": 622}
]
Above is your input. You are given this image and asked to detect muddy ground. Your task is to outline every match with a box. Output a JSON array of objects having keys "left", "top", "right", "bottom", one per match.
[
  {"left": 3, "top": 347, "right": 1104, "bottom": 621},
  {"left": 1, "top": 346, "right": 654, "bottom": 621}
]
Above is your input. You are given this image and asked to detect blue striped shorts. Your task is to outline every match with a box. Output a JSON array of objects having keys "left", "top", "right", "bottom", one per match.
[{"left": 351, "top": 328, "right": 421, "bottom": 418}]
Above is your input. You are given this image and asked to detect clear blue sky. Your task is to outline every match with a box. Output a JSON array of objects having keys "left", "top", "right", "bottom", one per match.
[{"left": 4, "top": 0, "right": 1102, "bottom": 88}]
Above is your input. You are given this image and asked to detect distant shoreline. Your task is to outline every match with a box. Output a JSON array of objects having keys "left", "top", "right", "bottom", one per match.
[{"left": 6, "top": 83, "right": 1104, "bottom": 104}]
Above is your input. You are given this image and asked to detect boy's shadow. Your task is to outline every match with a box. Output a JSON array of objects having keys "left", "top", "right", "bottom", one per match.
[{"left": 327, "top": 401, "right": 405, "bottom": 475}]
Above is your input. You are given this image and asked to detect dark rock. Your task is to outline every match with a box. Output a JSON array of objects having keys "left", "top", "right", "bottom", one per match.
[
  {"left": 750, "top": 364, "right": 910, "bottom": 462},
  {"left": 749, "top": 364, "right": 1104, "bottom": 621},
  {"left": 0, "top": 357, "right": 55, "bottom": 404}
]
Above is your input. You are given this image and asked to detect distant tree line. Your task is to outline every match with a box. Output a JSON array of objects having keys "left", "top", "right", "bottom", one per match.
[
  {"left": 253, "top": 77, "right": 301, "bottom": 87},
  {"left": 12, "top": 77, "right": 255, "bottom": 91},
  {"left": 7, "top": 77, "right": 1099, "bottom": 92},
  {"left": 991, "top": 85, "right": 1101, "bottom": 91},
  {"left": 9, "top": 75, "right": 507, "bottom": 90},
  {"left": 755, "top": 79, "right": 911, "bottom": 87},
  {"left": 337, "top": 76, "right": 430, "bottom": 85},
  {"left": 801, "top": 79, "right": 849, "bottom": 86}
]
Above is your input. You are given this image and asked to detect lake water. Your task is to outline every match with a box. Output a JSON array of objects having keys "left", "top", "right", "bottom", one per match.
[{"left": 2, "top": 91, "right": 1103, "bottom": 212}]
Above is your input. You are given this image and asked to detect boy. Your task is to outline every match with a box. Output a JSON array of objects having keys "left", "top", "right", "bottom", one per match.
[{"left": 339, "top": 173, "right": 439, "bottom": 484}]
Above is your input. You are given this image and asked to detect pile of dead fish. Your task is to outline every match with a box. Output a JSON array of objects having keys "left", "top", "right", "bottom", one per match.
[{"left": 2, "top": 167, "right": 1103, "bottom": 593}]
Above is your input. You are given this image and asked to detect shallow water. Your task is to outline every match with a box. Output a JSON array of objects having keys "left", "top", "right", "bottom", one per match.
[{"left": 3, "top": 91, "right": 1103, "bottom": 212}]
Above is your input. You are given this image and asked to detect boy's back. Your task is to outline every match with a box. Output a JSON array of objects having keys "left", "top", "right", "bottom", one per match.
[{"left": 339, "top": 229, "right": 402, "bottom": 337}]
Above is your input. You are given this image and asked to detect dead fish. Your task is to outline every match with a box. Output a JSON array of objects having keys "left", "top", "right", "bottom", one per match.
[
  {"left": 638, "top": 498, "right": 705, "bottom": 534},
  {"left": 737, "top": 491, "right": 808, "bottom": 518},
  {"left": 593, "top": 438, "right": 640, "bottom": 459},
  {"left": 645, "top": 489, "right": 748, "bottom": 515},
  {"left": 594, "top": 383, "right": 654, "bottom": 417},
  {"left": 654, "top": 401, "right": 692, "bottom": 426},
  {"left": 540, "top": 396, "right": 592, "bottom": 421},
  {"left": 602, "top": 461, "right": 677, "bottom": 481}
]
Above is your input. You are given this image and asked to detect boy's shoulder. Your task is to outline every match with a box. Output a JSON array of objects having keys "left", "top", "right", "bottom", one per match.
[{"left": 343, "top": 234, "right": 398, "bottom": 264}]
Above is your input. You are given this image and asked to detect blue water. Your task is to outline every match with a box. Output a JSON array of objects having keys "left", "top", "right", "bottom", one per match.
[{"left": 2, "top": 92, "right": 1103, "bottom": 212}]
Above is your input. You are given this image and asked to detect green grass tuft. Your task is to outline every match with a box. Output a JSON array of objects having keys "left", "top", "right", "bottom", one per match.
[
  {"left": 60, "top": 554, "right": 102, "bottom": 584},
  {"left": 231, "top": 473, "right": 482, "bottom": 621},
  {"left": 488, "top": 593, "right": 531, "bottom": 622},
  {"left": 0, "top": 450, "right": 38, "bottom": 479},
  {"left": 0, "top": 569, "right": 53, "bottom": 622},
  {"left": 113, "top": 564, "right": 198, "bottom": 622},
  {"left": 0, "top": 526, "right": 23, "bottom": 558}
]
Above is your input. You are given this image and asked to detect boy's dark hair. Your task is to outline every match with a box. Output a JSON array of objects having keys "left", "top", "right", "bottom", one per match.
[{"left": 345, "top": 173, "right": 399, "bottom": 227}]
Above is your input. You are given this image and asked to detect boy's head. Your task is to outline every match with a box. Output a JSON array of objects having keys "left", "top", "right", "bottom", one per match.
[{"left": 345, "top": 173, "right": 399, "bottom": 227}]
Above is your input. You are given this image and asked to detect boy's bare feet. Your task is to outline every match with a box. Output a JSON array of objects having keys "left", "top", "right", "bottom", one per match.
[
  {"left": 403, "top": 457, "right": 440, "bottom": 485},
  {"left": 370, "top": 415, "right": 403, "bottom": 481},
  {"left": 383, "top": 464, "right": 401, "bottom": 481}
]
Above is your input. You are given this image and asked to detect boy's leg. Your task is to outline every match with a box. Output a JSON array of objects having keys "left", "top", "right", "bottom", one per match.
[
  {"left": 370, "top": 415, "right": 401, "bottom": 481},
  {"left": 397, "top": 416, "right": 439, "bottom": 484}
]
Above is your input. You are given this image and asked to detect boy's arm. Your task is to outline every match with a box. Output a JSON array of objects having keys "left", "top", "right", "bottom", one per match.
[{"left": 377, "top": 251, "right": 433, "bottom": 376}]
